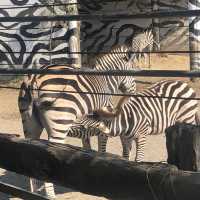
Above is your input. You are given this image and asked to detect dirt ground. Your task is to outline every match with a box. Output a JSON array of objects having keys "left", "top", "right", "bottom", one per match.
[{"left": 0, "top": 54, "right": 198, "bottom": 200}]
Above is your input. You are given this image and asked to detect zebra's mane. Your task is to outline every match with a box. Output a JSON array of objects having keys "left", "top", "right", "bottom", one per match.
[
  {"left": 94, "top": 43, "right": 129, "bottom": 61},
  {"left": 137, "top": 80, "right": 189, "bottom": 98}
]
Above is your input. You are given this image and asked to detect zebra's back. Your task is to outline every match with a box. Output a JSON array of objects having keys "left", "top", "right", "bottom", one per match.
[
  {"left": 122, "top": 80, "right": 197, "bottom": 136},
  {"left": 25, "top": 64, "right": 110, "bottom": 141},
  {"left": 98, "top": 80, "right": 198, "bottom": 161}
]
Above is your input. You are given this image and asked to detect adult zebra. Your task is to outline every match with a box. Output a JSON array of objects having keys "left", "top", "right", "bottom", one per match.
[
  {"left": 18, "top": 30, "right": 154, "bottom": 145},
  {"left": 18, "top": 64, "right": 136, "bottom": 199},
  {"left": 18, "top": 30, "right": 154, "bottom": 198},
  {"left": 75, "top": 80, "right": 198, "bottom": 161}
]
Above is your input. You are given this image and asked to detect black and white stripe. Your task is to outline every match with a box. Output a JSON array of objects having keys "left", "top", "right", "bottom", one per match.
[
  {"left": 77, "top": 80, "right": 198, "bottom": 161},
  {"left": 18, "top": 63, "right": 135, "bottom": 145},
  {"left": 76, "top": 30, "right": 155, "bottom": 148},
  {"left": 18, "top": 55, "right": 136, "bottom": 198},
  {"left": 18, "top": 30, "right": 156, "bottom": 145},
  {"left": 0, "top": 0, "right": 71, "bottom": 69},
  {"left": 131, "top": 30, "right": 154, "bottom": 65},
  {"left": 0, "top": 1, "right": 187, "bottom": 72}
]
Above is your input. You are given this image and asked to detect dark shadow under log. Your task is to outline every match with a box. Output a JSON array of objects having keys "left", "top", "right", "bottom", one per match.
[
  {"left": 0, "top": 133, "right": 200, "bottom": 200},
  {"left": 166, "top": 123, "right": 200, "bottom": 171}
]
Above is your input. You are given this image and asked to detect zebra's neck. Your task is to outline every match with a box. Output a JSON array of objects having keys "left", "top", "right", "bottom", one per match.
[{"left": 94, "top": 44, "right": 130, "bottom": 71}]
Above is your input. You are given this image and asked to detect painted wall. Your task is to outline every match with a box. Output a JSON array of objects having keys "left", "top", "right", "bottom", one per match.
[
  {"left": 0, "top": 0, "right": 72, "bottom": 69},
  {"left": 80, "top": 0, "right": 189, "bottom": 65},
  {"left": 0, "top": 0, "right": 190, "bottom": 70}
]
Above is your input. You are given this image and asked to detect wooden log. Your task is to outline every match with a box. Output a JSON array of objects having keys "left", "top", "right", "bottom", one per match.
[
  {"left": 166, "top": 123, "right": 200, "bottom": 171},
  {"left": 0, "top": 134, "right": 200, "bottom": 200}
]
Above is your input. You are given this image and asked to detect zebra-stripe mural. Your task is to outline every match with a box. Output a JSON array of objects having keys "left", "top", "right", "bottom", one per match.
[
  {"left": 80, "top": 0, "right": 188, "bottom": 65},
  {"left": 0, "top": 0, "right": 76, "bottom": 70},
  {"left": 0, "top": 0, "right": 190, "bottom": 71},
  {"left": 188, "top": 0, "right": 200, "bottom": 71}
]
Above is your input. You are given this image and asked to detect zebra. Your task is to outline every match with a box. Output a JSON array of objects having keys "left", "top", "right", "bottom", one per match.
[
  {"left": 18, "top": 30, "right": 154, "bottom": 198},
  {"left": 77, "top": 29, "right": 156, "bottom": 149},
  {"left": 19, "top": 30, "right": 154, "bottom": 145},
  {"left": 130, "top": 29, "right": 155, "bottom": 66},
  {"left": 75, "top": 80, "right": 198, "bottom": 161},
  {"left": 18, "top": 64, "right": 136, "bottom": 199}
]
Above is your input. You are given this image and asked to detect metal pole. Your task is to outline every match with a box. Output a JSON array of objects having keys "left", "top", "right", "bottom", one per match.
[
  {"left": 151, "top": 0, "right": 160, "bottom": 51},
  {"left": 67, "top": 0, "right": 81, "bottom": 68},
  {"left": 189, "top": 0, "right": 200, "bottom": 72}
]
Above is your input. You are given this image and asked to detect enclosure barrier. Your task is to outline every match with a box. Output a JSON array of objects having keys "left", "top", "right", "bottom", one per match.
[
  {"left": 0, "top": 133, "right": 199, "bottom": 200},
  {"left": 0, "top": 9, "right": 200, "bottom": 22},
  {"left": 166, "top": 123, "right": 200, "bottom": 171},
  {"left": 1, "top": 68, "right": 200, "bottom": 77}
]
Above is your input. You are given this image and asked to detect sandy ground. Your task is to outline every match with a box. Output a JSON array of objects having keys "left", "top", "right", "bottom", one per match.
[{"left": 0, "top": 54, "right": 197, "bottom": 200}]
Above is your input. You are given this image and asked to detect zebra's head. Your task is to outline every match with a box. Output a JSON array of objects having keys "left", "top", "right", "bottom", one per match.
[
  {"left": 70, "top": 115, "right": 111, "bottom": 136},
  {"left": 129, "top": 30, "right": 157, "bottom": 65},
  {"left": 118, "top": 76, "right": 136, "bottom": 93},
  {"left": 132, "top": 30, "right": 154, "bottom": 52},
  {"left": 93, "top": 41, "right": 137, "bottom": 94}
]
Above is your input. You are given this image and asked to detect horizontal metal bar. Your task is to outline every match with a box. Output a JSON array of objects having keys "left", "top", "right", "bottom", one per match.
[
  {"left": 1, "top": 85, "right": 200, "bottom": 101},
  {"left": 0, "top": 25, "right": 188, "bottom": 31},
  {"left": 0, "top": 50, "right": 193, "bottom": 54},
  {"left": 0, "top": 68, "right": 198, "bottom": 77},
  {"left": 0, "top": 2, "right": 79, "bottom": 10},
  {"left": 0, "top": 10, "right": 199, "bottom": 22}
]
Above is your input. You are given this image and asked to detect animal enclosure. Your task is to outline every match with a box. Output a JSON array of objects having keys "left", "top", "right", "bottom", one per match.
[{"left": 0, "top": 0, "right": 199, "bottom": 200}]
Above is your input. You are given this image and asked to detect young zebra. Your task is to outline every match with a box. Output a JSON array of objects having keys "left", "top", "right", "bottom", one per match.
[{"left": 76, "top": 80, "right": 198, "bottom": 161}]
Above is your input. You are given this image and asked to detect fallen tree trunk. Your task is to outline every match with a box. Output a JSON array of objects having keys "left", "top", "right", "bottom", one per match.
[{"left": 0, "top": 134, "right": 200, "bottom": 200}]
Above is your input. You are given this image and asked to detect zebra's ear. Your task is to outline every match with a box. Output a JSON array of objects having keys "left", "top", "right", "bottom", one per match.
[{"left": 148, "top": 29, "right": 152, "bottom": 35}]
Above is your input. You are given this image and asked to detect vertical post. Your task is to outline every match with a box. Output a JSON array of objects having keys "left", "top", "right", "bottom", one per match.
[
  {"left": 151, "top": 0, "right": 160, "bottom": 51},
  {"left": 189, "top": 0, "right": 200, "bottom": 72},
  {"left": 67, "top": 0, "right": 81, "bottom": 68},
  {"left": 166, "top": 123, "right": 200, "bottom": 171}
]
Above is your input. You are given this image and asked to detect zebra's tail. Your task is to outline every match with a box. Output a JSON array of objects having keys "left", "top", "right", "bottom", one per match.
[
  {"left": 18, "top": 81, "right": 43, "bottom": 139},
  {"left": 18, "top": 81, "right": 32, "bottom": 114}
]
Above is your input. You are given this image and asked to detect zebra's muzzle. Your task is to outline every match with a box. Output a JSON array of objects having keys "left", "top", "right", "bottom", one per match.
[{"left": 97, "top": 122, "right": 112, "bottom": 137}]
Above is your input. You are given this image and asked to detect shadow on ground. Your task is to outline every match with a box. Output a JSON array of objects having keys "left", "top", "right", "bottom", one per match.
[{"left": 0, "top": 170, "right": 74, "bottom": 200}]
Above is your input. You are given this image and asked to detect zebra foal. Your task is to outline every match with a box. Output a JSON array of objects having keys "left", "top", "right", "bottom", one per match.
[{"left": 76, "top": 80, "right": 199, "bottom": 161}]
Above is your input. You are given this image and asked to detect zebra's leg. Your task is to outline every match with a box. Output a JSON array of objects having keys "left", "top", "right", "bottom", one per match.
[
  {"left": 18, "top": 83, "right": 46, "bottom": 195},
  {"left": 144, "top": 53, "right": 148, "bottom": 66},
  {"left": 120, "top": 136, "right": 133, "bottom": 160},
  {"left": 135, "top": 135, "right": 147, "bottom": 162},
  {"left": 33, "top": 114, "right": 70, "bottom": 199},
  {"left": 22, "top": 115, "right": 47, "bottom": 196},
  {"left": 82, "top": 137, "right": 92, "bottom": 150},
  {"left": 98, "top": 134, "right": 108, "bottom": 153}
]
